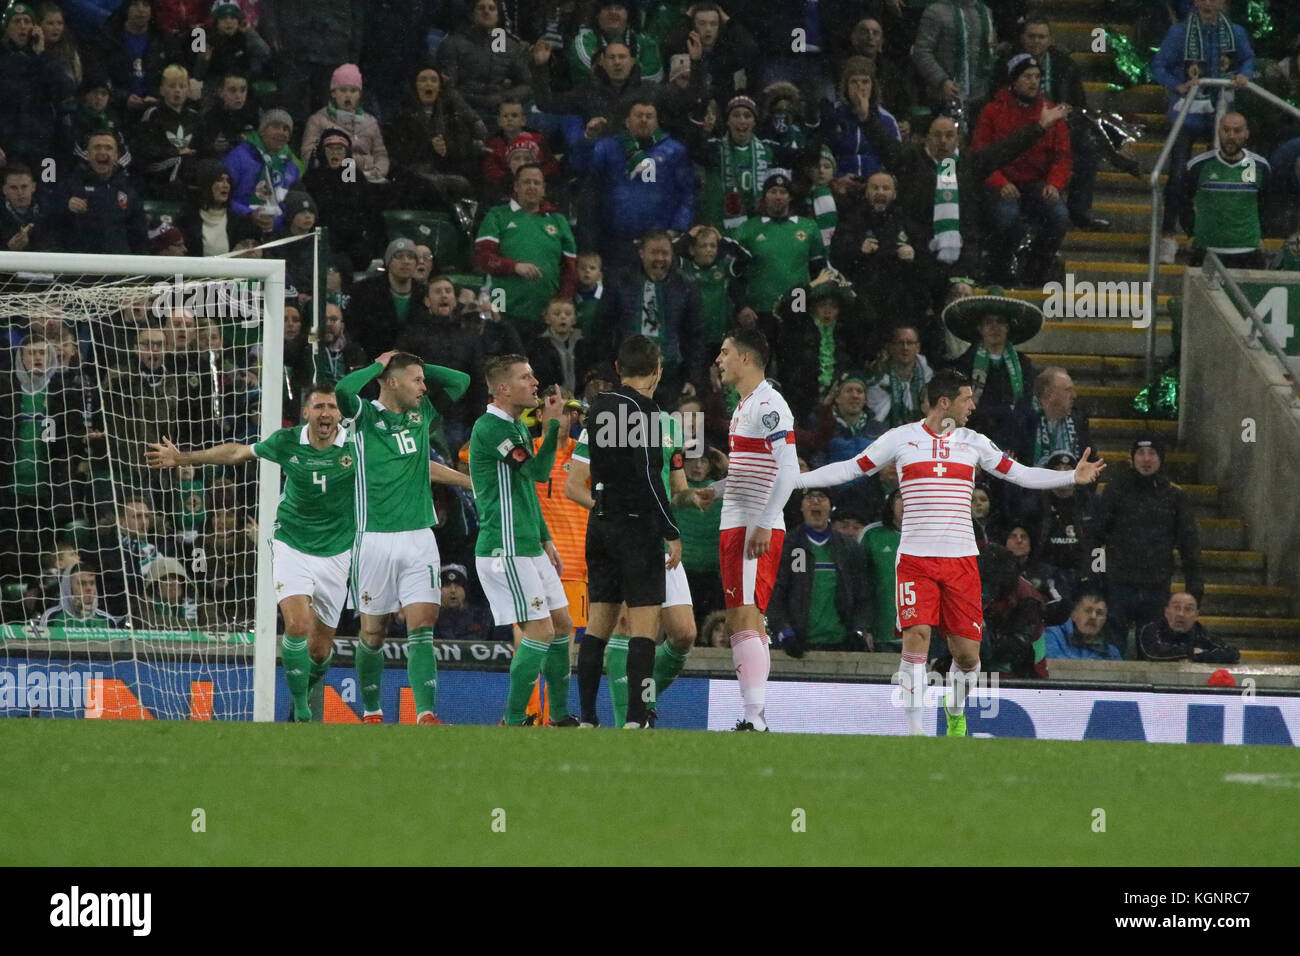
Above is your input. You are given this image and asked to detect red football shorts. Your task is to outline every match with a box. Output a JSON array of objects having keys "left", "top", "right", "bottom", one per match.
[
  {"left": 894, "top": 552, "right": 984, "bottom": 642},
  {"left": 719, "top": 526, "right": 785, "bottom": 612}
]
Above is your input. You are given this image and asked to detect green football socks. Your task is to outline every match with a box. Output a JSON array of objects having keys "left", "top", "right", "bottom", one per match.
[
  {"left": 282, "top": 635, "right": 312, "bottom": 721},
  {"left": 407, "top": 626, "right": 438, "bottom": 717},
  {"left": 653, "top": 642, "right": 688, "bottom": 698},
  {"left": 308, "top": 649, "right": 333, "bottom": 690},
  {"left": 604, "top": 636, "right": 629, "bottom": 727},
  {"left": 355, "top": 639, "right": 385, "bottom": 714},
  {"left": 543, "top": 635, "right": 571, "bottom": 721},
  {"left": 506, "top": 638, "right": 550, "bottom": 724}
]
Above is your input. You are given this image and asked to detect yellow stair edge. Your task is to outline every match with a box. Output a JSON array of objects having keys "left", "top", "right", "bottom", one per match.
[
  {"left": 1092, "top": 202, "right": 1153, "bottom": 213},
  {"left": 1099, "top": 448, "right": 1194, "bottom": 462},
  {"left": 1036, "top": 322, "right": 1171, "bottom": 333},
  {"left": 1239, "top": 649, "right": 1300, "bottom": 663},
  {"left": 1199, "top": 616, "right": 1300, "bottom": 631},
  {"left": 1097, "top": 172, "right": 1165, "bottom": 184},
  {"left": 1065, "top": 260, "right": 1186, "bottom": 275},
  {"left": 1198, "top": 517, "right": 1244, "bottom": 529},
  {"left": 1084, "top": 82, "right": 1165, "bottom": 95},
  {"left": 1025, "top": 353, "right": 1145, "bottom": 365},
  {"left": 1079, "top": 384, "right": 1142, "bottom": 395},
  {"left": 1201, "top": 550, "right": 1264, "bottom": 566},
  {"left": 1171, "top": 583, "right": 1291, "bottom": 598},
  {"left": 1089, "top": 417, "right": 1178, "bottom": 430}
]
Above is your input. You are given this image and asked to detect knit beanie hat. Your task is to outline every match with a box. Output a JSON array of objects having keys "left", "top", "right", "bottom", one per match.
[
  {"left": 259, "top": 108, "right": 293, "bottom": 132},
  {"left": 1006, "top": 53, "right": 1041, "bottom": 86},
  {"left": 1131, "top": 433, "right": 1166, "bottom": 465},
  {"left": 331, "top": 63, "right": 363, "bottom": 91}
]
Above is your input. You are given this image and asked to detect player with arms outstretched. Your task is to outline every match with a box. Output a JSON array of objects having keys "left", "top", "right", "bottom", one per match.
[
  {"left": 146, "top": 384, "right": 356, "bottom": 721},
  {"left": 335, "top": 351, "right": 472, "bottom": 725},
  {"left": 796, "top": 369, "right": 1105, "bottom": 735},
  {"left": 714, "top": 329, "right": 800, "bottom": 731},
  {"left": 469, "top": 356, "right": 574, "bottom": 726}
]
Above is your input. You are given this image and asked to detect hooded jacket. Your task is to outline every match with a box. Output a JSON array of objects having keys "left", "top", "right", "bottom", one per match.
[
  {"left": 38, "top": 564, "right": 122, "bottom": 628},
  {"left": 301, "top": 105, "right": 389, "bottom": 181},
  {"left": 383, "top": 66, "right": 482, "bottom": 183},
  {"left": 1097, "top": 463, "right": 1204, "bottom": 599},
  {"left": 301, "top": 128, "right": 383, "bottom": 271},
  {"left": 970, "top": 86, "right": 1073, "bottom": 191}
]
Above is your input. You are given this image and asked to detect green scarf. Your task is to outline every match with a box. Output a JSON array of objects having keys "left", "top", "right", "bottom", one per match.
[
  {"left": 717, "top": 135, "right": 770, "bottom": 229},
  {"left": 931, "top": 155, "right": 961, "bottom": 264},
  {"left": 1184, "top": 10, "right": 1236, "bottom": 77},
  {"left": 326, "top": 102, "right": 366, "bottom": 120},
  {"left": 811, "top": 184, "right": 838, "bottom": 247},
  {"left": 245, "top": 128, "right": 292, "bottom": 183},
  {"left": 619, "top": 129, "right": 668, "bottom": 179},
  {"left": 817, "top": 322, "right": 837, "bottom": 390},
  {"left": 971, "top": 345, "right": 1024, "bottom": 403},
  {"left": 1031, "top": 396, "right": 1078, "bottom": 465},
  {"left": 886, "top": 365, "right": 926, "bottom": 427},
  {"left": 950, "top": 0, "right": 994, "bottom": 98}
]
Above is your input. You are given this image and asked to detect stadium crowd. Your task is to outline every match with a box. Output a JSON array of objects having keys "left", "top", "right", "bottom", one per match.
[{"left": 5, "top": 0, "right": 1288, "bottom": 672}]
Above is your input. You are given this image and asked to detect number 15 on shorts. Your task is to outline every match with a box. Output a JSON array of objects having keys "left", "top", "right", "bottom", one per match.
[{"left": 898, "top": 580, "right": 918, "bottom": 625}]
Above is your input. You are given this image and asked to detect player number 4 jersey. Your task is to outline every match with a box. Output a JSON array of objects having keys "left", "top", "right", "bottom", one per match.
[{"left": 722, "top": 380, "right": 795, "bottom": 530}]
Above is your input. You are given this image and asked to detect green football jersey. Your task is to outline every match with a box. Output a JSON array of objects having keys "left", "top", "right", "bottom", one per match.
[
  {"left": 470, "top": 406, "right": 561, "bottom": 557},
  {"left": 336, "top": 362, "right": 472, "bottom": 534},
  {"left": 478, "top": 200, "right": 577, "bottom": 326},
  {"left": 1189, "top": 149, "right": 1269, "bottom": 252},
  {"left": 729, "top": 215, "right": 825, "bottom": 313},
  {"left": 252, "top": 424, "right": 358, "bottom": 556}
]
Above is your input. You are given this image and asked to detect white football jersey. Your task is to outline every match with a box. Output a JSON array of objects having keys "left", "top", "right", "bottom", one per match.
[
  {"left": 722, "top": 379, "right": 795, "bottom": 530},
  {"left": 854, "top": 421, "right": 1016, "bottom": 558}
]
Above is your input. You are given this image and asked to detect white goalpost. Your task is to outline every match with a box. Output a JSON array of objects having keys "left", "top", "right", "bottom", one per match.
[{"left": 0, "top": 251, "right": 284, "bottom": 721}]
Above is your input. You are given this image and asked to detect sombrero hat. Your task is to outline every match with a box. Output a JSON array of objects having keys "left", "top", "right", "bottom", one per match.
[{"left": 941, "top": 287, "right": 1043, "bottom": 345}]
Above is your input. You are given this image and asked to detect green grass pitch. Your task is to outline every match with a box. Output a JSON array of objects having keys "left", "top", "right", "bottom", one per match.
[{"left": 2, "top": 722, "right": 1297, "bottom": 866}]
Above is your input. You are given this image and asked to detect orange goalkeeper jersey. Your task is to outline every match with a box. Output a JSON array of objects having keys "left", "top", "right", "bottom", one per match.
[{"left": 534, "top": 434, "right": 588, "bottom": 581}]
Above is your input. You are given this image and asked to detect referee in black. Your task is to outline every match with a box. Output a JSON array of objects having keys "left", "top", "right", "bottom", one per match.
[{"left": 577, "top": 335, "right": 682, "bottom": 728}]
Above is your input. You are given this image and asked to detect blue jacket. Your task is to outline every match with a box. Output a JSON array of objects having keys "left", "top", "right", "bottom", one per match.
[
  {"left": 598, "top": 264, "right": 704, "bottom": 393},
  {"left": 1150, "top": 19, "right": 1255, "bottom": 122},
  {"left": 223, "top": 141, "right": 301, "bottom": 226},
  {"left": 826, "top": 102, "right": 901, "bottom": 178},
  {"left": 1043, "top": 620, "right": 1122, "bottom": 660},
  {"left": 583, "top": 133, "right": 695, "bottom": 241}
]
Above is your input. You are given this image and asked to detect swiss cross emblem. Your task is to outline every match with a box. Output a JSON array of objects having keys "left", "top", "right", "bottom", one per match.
[{"left": 933, "top": 462, "right": 948, "bottom": 477}]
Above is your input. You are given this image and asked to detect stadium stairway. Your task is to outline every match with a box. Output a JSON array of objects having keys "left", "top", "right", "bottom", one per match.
[{"left": 1003, "top": 0, "right": 1300, "bottom": 657}]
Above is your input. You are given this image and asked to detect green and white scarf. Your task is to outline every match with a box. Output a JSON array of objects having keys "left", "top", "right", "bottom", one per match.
[
  {"left": 950, "top": 0, "right": 994, "bottom": 98},
  {"left": 930, "top": 155, "right": 961, "bottom": 264},
  {"left": 1032, "top": 396, "right": 1078, "bottom": 464},
  {"left": 811, "top": 184, "right": 838, "bottom": 247},
  {"left": 970, "top": 345, "right": 1024, "bottom": 403},
  {"left": 817, "top": 322, "right": 837, "bottom": 390},
  {"left": 1182, "top": 11, "right": 1237, "bottom": 112},
  {"left": 717, "top": 136, "right": 771, "bottom": 229},
  {"left": 619, "top": 129, "right": 667, "bottom": 179},
  {"left": 886, "top": 365, "right": 926, "bottom": 426},
  {"left": 326, "top": 103, "right": 366, "bottom": 120}
]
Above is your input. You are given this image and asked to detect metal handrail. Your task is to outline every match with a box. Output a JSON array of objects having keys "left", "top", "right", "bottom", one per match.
[
  {"left": 1144, "top": 77, "right": 1300, "bottom": 381},
  {"left": 1201, "top": 252, "right": 1300, "bottom": 401}
]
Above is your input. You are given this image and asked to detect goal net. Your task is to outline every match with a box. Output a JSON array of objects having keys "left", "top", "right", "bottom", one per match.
[{"left": 0, "top": 251, "right": 284, "bottom": 721}]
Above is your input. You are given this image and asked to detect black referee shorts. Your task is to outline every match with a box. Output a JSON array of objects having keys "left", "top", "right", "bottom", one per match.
[{"left": 586, "top": 516, "right": 666, "bottom": 608}]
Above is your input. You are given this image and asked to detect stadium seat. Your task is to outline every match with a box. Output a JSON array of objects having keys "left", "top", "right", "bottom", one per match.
[{"left": 382, "top": 210, "right": 468, "bottom": 272}]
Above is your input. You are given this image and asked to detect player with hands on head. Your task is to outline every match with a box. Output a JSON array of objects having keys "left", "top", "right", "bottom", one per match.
[{"left": 334, "top": 349, "right": 471, "bottom": 725}]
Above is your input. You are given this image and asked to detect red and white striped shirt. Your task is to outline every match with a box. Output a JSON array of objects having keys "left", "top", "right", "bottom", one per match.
[
  {"left": 722, "top": 380, "right": 797, "bottom": 530},
  {"left": 797, "top": 421, "right": 1075, "bottom": 557}
]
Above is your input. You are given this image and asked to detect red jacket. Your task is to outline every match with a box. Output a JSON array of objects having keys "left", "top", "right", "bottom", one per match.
[{"left": 971, "top": 88, "right": 1073, "bottom": 192}]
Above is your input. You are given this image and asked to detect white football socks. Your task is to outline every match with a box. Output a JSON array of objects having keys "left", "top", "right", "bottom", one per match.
[
  {"left": 899, "top": 652, "right": 928, "bottom": 735},
  {"left": 731, "top": 630, "right": 770, "bottom": 730}
]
